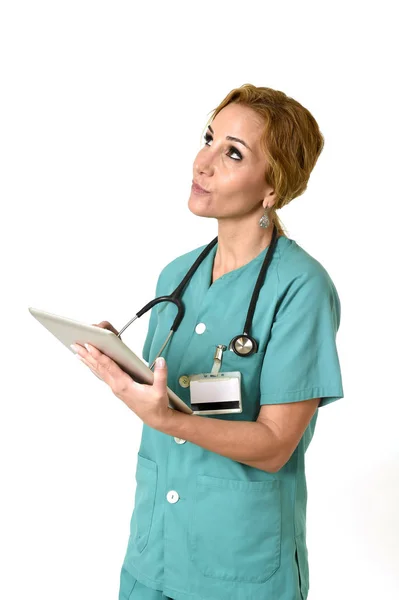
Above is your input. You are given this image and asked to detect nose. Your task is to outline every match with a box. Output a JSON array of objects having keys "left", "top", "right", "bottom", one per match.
[{"left": 194, "top": 153, "right": 214, "bottom": 177}]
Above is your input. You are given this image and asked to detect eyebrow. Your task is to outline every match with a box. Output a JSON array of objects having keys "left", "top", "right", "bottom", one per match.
[{"left": 208, "top": 125, "right": 252, "bottom": 153}]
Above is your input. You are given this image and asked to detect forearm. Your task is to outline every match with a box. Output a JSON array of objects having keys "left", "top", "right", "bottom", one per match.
[{"left": 154, "top": 408, "right": 281, "bottom": 473}]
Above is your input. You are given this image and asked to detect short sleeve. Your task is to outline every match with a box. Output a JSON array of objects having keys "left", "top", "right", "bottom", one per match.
[
  {"left": 142, "top": 270, "right": 164, "bottom": 363},
  {"left": 259, "top": 270, "right": 344, "bottom": 408}
]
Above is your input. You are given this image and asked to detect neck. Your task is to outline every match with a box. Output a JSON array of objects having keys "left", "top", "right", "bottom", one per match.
[{"left": 213, "top": 217, "right": 280, "bottom": 274}]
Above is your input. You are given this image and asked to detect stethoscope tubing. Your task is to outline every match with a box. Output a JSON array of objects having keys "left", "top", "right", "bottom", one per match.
[{"left": 116, "top": 225, "right": 279, "bottom": 367}]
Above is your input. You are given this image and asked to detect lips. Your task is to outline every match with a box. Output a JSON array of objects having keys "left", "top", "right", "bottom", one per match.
[{"left": 192, "top": 181, "right": 210, "bottom": 194}]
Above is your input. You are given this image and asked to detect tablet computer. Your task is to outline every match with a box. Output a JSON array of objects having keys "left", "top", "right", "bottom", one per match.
[{"left": 28, "top": 307, "right": 193, "bottom": 415}]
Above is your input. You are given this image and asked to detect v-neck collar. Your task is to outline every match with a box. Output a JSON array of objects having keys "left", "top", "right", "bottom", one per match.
[{"left": 202, "top": 235, "right": 287, "bottom": 290}]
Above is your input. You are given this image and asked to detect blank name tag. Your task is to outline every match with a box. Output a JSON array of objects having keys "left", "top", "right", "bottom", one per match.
[{"left": 188, "top": 371, "right": 242, "bottom": 415}]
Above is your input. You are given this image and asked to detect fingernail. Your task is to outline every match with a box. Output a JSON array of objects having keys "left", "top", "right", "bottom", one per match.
[
  {"left": 84, "top": 343, "right": 91, "bottom": 353},
  {"left": 70, "top": 344, "right": 78, "bottom": 352},
  {"left": 156, "top": 357, "right": 165, "bottom": 368}
]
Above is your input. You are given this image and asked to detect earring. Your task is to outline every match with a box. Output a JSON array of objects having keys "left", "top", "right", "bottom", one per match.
[{"left": 259, "top": 205, "right": 270, "bottom": 228}]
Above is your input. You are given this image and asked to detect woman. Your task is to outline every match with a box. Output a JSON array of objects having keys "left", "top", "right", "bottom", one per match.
[{"left": 73, "top": 84, "right": 344, "bottom": 600}]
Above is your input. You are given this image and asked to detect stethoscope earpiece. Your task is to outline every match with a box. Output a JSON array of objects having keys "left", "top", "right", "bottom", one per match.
[{"left": 228, "top": 334, "right": 258, "bottom": 356}]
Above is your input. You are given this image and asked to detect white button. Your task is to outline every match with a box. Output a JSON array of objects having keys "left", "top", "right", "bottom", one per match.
[
  {"left": 166, "top": 490, "right": 180, "bottom": 503},
  {"left": 174, "top": 437, "right": 186, "bottom": 444},
  {"left": 195, "top": 323, "right": 206, "bottom": 334},
  {"left": 178, "top": 375, "right": 190, "bottom": 388}
]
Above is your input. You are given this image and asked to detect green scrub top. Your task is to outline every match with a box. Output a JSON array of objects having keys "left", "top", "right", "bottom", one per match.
[{"left": 121, "top": 235, "right": 344, "bottom": 600}]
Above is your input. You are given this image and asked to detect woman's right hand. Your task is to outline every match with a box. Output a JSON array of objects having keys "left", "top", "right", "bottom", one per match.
[{"left": 84, "top": 321, "right": 120, "bottom": 380}]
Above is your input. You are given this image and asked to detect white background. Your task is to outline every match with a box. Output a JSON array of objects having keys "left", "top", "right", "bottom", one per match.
[{"left": 1, "top": 1, "right": 398, "bottom": 598}]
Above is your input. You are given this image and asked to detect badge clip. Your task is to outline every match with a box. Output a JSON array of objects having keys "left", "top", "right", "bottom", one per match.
[{"left": 210, "top": 344, "right": 227, "bottom": 375}]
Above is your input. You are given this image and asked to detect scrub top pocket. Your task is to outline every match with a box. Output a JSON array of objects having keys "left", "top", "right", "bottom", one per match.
[
  {"left": 218, "top": 349, "right": 266, "bottom": 421},
  {"left": 129, "top": 454, "right": 158, "bottom": 553},
  {"left": 188, "top": 474, "right": 282, "bottom": 583}
]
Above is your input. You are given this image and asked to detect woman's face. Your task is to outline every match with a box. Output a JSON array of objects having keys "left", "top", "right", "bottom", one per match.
[{"left": 189, "top": 103, "right": 275, "bottom": 220}]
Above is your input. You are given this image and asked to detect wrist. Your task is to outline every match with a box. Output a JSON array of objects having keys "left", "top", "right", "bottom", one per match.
[{"left": 152, "top": 405, "right": 176, "bottom": 433}]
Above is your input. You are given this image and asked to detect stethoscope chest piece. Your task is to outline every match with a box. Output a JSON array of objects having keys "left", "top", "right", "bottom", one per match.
[{"left": 228, "top": 334, "right": 258, "bottom": 356}]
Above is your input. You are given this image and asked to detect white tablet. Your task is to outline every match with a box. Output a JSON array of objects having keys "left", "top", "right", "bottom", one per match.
[{"left": 29, "top": 307, "right": 193, "bottom": 415}]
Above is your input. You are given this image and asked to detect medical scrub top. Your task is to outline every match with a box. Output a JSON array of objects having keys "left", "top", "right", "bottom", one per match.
[{"left": 120, "top": 235, "right": 344, "bottom": 600}]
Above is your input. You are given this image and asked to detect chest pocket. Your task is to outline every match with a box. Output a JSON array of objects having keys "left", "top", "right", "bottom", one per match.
[
  {"left": 129, "top": 454, "right": 158, "bottom": 553},
  {"left": 188, "top": 474, "right": 281, "bottom": 583},
  {"left": 217, "top": 348, "right": 265, "bottom": 421}
]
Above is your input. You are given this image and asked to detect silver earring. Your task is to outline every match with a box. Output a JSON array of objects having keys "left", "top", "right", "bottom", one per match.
[{"left": 259, "top": 206, "right": 270, "bottom": 228}]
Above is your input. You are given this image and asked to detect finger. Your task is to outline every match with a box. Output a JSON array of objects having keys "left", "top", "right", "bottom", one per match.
[
  {"left": 94, "top": 321, "right": 118, "bottom": 335},
  {"left": 82, "top": 344, "right": 133, "bottom": 391},
  {"left": 87, "top": 365, "right": 105, "bottom": 383},
  {"left": 73, "top": 342, "right": 86, "bottom": 350},
  {"left": 84, "top": 343, "right": 100, "bottom": 357},
  {"left": 83, "top": 343, "right": 117, "bottom": 372},
  {"left": 79, "top": 344, "right": 110, "bottom": 372},
  {"left": 152, "top": 357, "right": 168, "bottom": 396}
]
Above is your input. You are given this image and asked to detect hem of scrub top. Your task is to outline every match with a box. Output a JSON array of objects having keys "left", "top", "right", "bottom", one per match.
[{"left": 122, "top": 563, "right": 195, "bottom": 600}]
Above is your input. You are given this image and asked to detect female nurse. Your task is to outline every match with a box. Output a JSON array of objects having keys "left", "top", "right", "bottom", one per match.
[{"left": 73, "top": 84, "right": 344, "bottom": 600}]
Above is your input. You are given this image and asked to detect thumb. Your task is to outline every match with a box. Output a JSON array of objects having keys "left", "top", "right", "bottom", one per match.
[{"left": 153, "top": 357, "right": 168, "bottom": 392}]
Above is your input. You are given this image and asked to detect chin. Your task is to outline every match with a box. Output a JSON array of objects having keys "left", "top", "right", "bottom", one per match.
[{"left": 187, "top": 194, "right": 214, "bottom": 217}]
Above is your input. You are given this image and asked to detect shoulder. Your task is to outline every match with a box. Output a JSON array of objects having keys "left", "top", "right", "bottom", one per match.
[
  {"left": 275, "top": 236, "right": 341, "bottom": 323},
  {"left": 276, "top": 236, "right": 331, "bottom": 281},
  {"left": 277, "top": 236, "right": 338, "bottom": 291},
  {"left": 157, "top": 242, "right": 210, "bottom": 285}
]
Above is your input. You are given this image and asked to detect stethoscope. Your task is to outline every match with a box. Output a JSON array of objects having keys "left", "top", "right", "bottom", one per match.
[{"left": 116, "top": 224, "right": 280, "bottom": 370}]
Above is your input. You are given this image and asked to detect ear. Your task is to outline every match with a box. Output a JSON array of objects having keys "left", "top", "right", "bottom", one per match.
[{"left": 262, "top": 188, "right": 277, "bottom": 210}]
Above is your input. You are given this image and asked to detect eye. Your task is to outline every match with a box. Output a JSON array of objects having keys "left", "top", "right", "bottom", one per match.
[{"left": 203, "top": 132, "right": 243, "bottom": 161}]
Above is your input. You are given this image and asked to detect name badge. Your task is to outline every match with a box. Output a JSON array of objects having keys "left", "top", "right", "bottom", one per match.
[{"left": 188, "top": 371, "right": 242, "bottom": 415}]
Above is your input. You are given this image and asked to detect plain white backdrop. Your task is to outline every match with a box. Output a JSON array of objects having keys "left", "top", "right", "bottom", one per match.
[{"left": 1, "top": 1, "right": 398, "bottom": 598}]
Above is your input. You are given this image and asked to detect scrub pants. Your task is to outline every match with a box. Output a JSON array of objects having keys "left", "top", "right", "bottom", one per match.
[{"left": 119, "top": 566, "right": 174, "bottom": 600}]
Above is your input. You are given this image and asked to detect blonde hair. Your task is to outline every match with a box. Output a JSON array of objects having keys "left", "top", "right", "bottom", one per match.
[{"left": 202, "top": 84, "right": 325, "bottom": 236}]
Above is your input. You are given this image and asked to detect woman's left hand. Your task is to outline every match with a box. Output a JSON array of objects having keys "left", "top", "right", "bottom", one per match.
[{"left": 71, "top": 342, "right": 172, "bottom": 430}]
